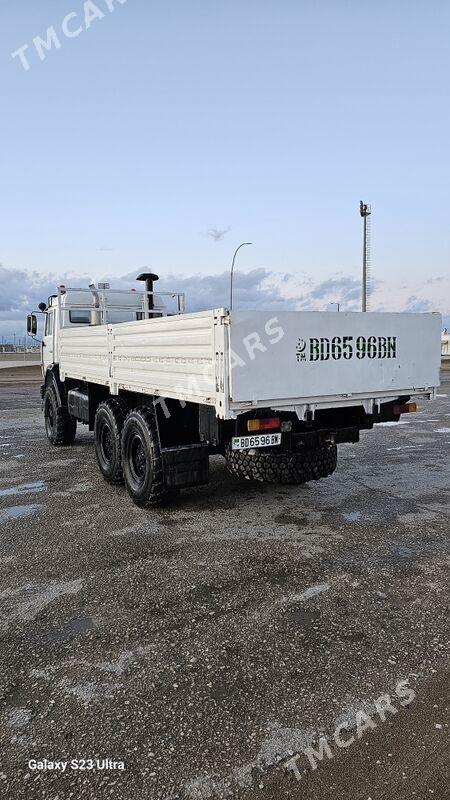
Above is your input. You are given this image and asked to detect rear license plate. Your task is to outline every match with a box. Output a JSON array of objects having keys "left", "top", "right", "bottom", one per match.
[{"left": 231, "top": 433, "right": 282, "bottom": 451}]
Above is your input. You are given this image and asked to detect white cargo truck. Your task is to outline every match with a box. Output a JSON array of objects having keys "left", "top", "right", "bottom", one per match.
[{"left": 27, "top": 273, "right": 442, "bottom": 507}]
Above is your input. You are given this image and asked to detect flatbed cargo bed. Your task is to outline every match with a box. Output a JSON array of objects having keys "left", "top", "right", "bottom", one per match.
[{"left": 57, "top": 309, "right": 441, "bottom": 419}]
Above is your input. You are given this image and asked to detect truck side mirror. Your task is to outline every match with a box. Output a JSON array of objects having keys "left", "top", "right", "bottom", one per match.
[{"left": 27, "top": 314, "right": 38, "bottom": 336}]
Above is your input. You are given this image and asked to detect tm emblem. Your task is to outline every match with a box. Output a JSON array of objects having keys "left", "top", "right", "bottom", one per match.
[{"left": 296, "top": 338, "right": 307, "bottom": 362}]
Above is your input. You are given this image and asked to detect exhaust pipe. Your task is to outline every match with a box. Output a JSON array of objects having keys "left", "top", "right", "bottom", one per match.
[{"left": 137, "top": 272, "right": 159, "bottom": 314}]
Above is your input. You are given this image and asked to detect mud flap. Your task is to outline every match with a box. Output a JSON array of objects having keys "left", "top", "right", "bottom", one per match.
[{"left": 162, "top": 443, "right": 210, "bottom": 489}]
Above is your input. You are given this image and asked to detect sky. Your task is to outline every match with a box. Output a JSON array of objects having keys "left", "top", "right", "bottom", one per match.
[{"left": 1, "top": 0, "right": 449, "bottom": 337}]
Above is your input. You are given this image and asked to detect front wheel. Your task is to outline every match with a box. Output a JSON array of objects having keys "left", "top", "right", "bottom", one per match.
[
  {"left": 43, "top": 385, "right": 77, "bottom": 446},
  {"left": 121, "top": 406, "right": 175, "bottom": 507}
]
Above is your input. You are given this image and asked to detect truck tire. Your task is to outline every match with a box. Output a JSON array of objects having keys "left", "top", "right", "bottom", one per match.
[
  {"left": 225, "top": 442, "right": 337, "bottom": 484},
  {"left": 121, "top": 406, "right": 173, "bottom": 507},
  {"left": 94, "top": 398, "right": 129, "bottom": 485},
  {"left": 43, "top": 385, "right": 77, "bottom": 446}
]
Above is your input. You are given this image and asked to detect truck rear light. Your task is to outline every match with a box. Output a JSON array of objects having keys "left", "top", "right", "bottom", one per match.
[
  {"left": 393, "top": 402, "right": 417, "bottom": 415},
  {"left": 247, "top": 417, "right": 280, "bottom": 432}
]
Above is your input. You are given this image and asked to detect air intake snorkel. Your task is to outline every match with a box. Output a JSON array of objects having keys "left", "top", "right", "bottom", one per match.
[
  {"left": 89, "top": 283, "right": 101, "bottom": 325},
  {"left": 136, "top": 272, "right": 159, "bottom": 317}
]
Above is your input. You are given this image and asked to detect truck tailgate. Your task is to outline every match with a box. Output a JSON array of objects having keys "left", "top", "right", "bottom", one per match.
[{"left": 228, "top": 311, "right": 441, "bottom": 404}]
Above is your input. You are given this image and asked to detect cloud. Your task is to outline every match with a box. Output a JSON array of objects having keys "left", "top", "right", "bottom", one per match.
[
  {"left": 308, "top": 276, "right": 362, "bottom": 306},
  {"left": 206, "top": 227, "right": 231, "bottom": 242},
  {"left": 0, "top": 265, "right": 448, "bottom": 340},
  {"left": 120, "top": 267, "right": 298, "bottom": 312},
  {"left": 0, "top": 266, "right": 93, "bottom": 340},
  {"left": 403, "top": 296, "right": 433, "bottom": 313}
]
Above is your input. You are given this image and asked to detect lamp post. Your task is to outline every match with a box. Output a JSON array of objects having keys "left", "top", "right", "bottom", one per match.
[
  {"left": 360, "top": 201, "right": 371, "bottom": 312},
  {"left": 330, "top": 302, "right": 340, "bottom": 312},
  {"left": 230, "top": 242, "right": 252, "bottom": 311}
]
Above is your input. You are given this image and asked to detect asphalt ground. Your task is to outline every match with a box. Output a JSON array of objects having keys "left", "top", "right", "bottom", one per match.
[{"left": 0, "top": 375, "right": 448, "bottom": 799}]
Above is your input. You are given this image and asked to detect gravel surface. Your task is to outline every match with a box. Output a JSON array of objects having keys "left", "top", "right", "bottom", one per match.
[{"left": 0, "top": 377, "right": 448, "bottom": 799}]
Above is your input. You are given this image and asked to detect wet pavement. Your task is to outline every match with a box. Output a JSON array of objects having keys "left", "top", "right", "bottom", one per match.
[{"left": 0, "top": 375, "right": 448, "bottom": 799}]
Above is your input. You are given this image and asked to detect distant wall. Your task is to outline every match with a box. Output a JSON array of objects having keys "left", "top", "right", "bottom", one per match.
[{"left": 0, "top": 352, "right": 41, "bottom": 362}]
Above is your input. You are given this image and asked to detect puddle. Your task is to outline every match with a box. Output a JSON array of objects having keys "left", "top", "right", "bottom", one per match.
[
  {"left": 342, "top": 511, "right": 363, "bottom": 522},
  {"left": 388, "top": 541, "right": 450, "bottom": 562},
  {"left": 0, "top": 504, "right": 44, "bottom": 524},
  {"left": 393, "top": 545, "right": 415, "bottom": 559},
  {"left": 386, "top": 445, "right": 423, "bottom": 451},
  {"left": 42, "top": 616, "right": 96, "bottom": 643},
  {"left": 287, "top": 608, "right": 320, "bottom": 626},
  {"left": 370, "top": 540, "right": 450, "bottom": 566},
  {"left": 376, "top": 420, "right": 410, "bottom": 427},
  {"left": 340, "top": 493, "right": 415, "bottom": 524},
  {"left": 0, "top": 481, "right": 46, "bottom": 498}
]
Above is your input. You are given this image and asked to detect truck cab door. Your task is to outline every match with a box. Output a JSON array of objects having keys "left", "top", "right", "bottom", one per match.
[{"left": 42, "top": 310, "right": 55, "bottom": 373}]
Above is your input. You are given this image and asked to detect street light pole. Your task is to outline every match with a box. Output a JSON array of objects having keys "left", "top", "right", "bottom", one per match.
[
  {"left": 330, "top": 302, "right": 340, "bottom": 312},
  {"left": 360, "top": 201, "right": 371, "bottom": 312},
  {"left": 230, "top": 242, "right": 252, "bottom": 311}
]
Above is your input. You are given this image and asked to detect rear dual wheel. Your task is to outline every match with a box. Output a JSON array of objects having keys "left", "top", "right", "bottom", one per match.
[
  {"left": 94, "top": 401, "right": 175, "bottom": 507},
  {"left": 94, "top": 398, "right": 129, "bottom": 484},
  {"left": 121, "top": 407, "right": 175, "bottom": 507}
]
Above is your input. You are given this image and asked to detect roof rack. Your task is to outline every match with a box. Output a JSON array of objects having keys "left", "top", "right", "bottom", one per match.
[{"left": 55, "top": 286, "right": 186, "bottom": 326}]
